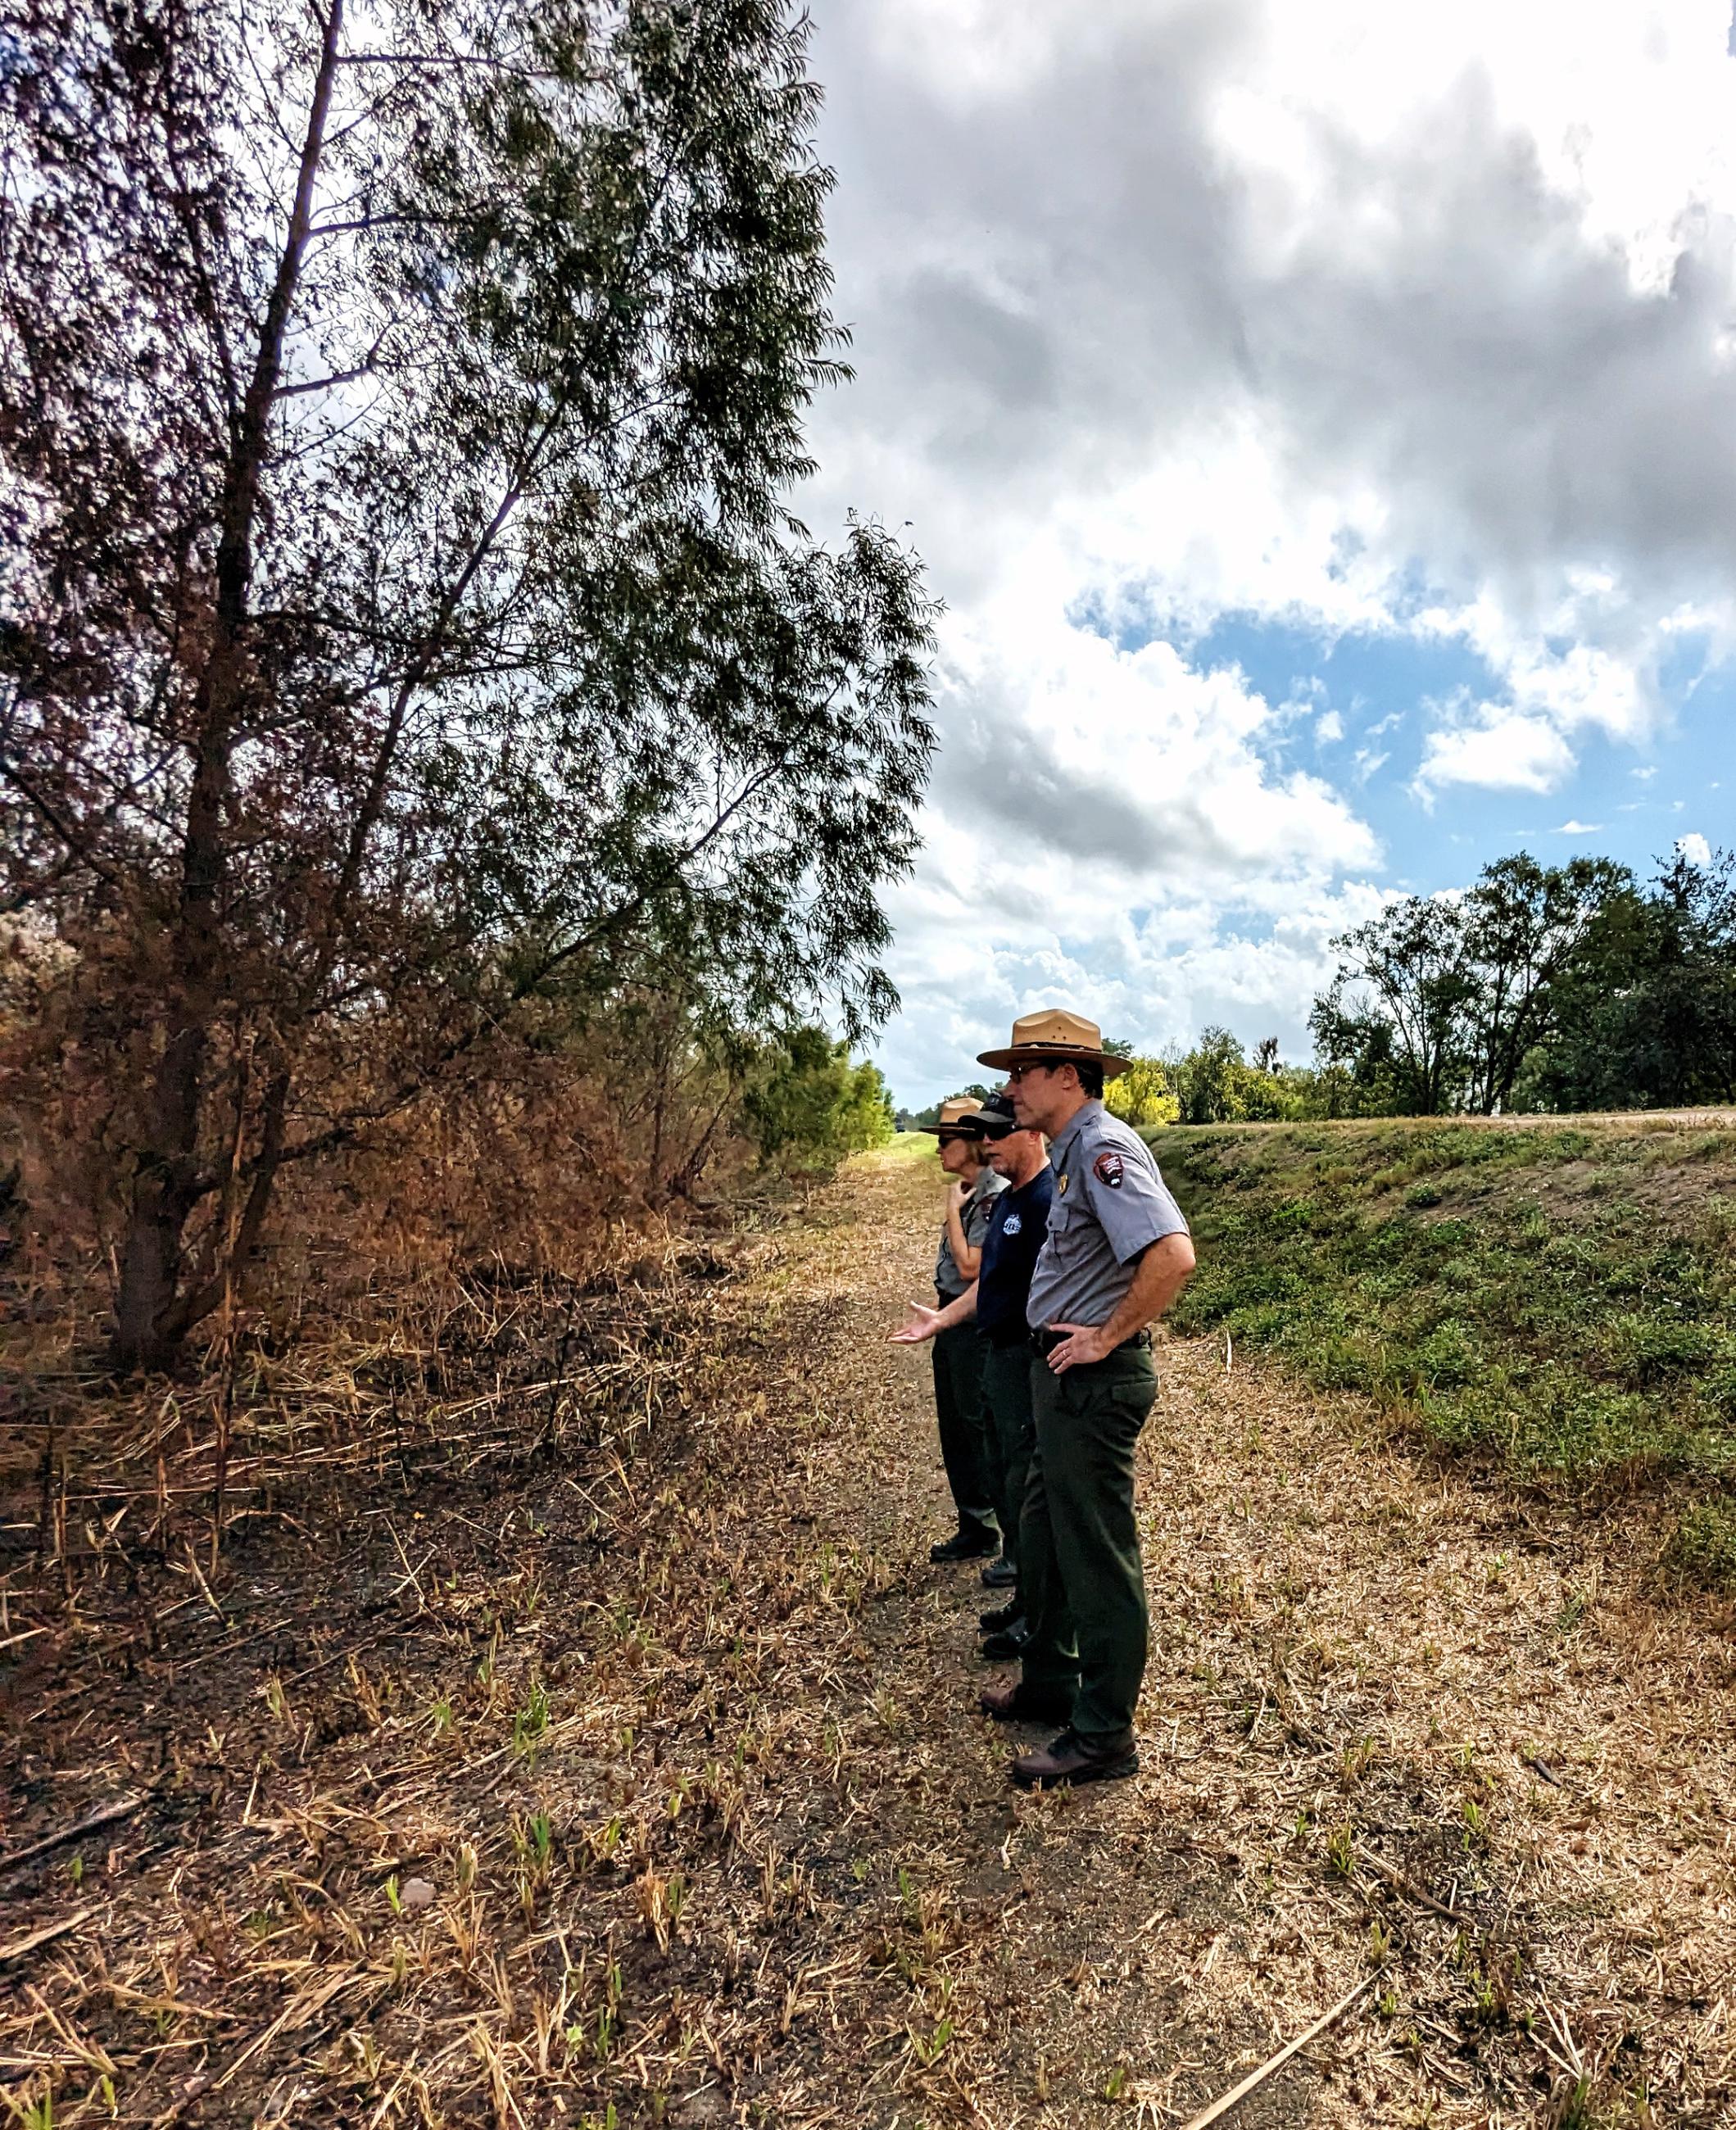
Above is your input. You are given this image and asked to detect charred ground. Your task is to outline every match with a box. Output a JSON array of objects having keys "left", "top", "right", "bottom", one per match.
[{"left": 1, "top": 1139, "right": 1733, "bottom": 2127}]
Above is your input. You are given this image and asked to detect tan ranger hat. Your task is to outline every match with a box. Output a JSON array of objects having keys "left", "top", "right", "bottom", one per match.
[
  {"left": 976, "top": 1008, "right": 1130, "bottom": 1077},
  {"left": 918, "top": 1095, "right": 987, "bottom": 1137}
]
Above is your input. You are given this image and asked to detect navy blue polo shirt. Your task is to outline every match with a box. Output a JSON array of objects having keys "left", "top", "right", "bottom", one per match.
[{"left": 976, "top": 1165, "right": 1054, "bottom": 1348}]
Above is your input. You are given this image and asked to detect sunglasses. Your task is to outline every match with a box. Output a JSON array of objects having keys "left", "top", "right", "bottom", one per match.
[{"left": 1004, "top": 1061, "right": 1063, "bottom": 1084}]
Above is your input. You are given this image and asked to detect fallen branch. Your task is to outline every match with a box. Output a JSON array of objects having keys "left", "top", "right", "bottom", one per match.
[
  {"left": 1178, "top": 1970, "right": 1376, "bottom": 2130},
  {"left": 0, "top": 1792, "right": 149, "bottom": 1872},
  {"left": 1354, "top": 1842, "right": 1464, "bottom": 1922},
  {"left": 0, "top": 1906, "right": 99, "bottom": 1966}
]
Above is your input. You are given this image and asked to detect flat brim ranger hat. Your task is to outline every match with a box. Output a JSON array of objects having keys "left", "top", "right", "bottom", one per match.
[
  {"left": 918, "top": 1095, "right": 989, "bottom": 1139},
  {"left": 976, "top": 1008, "right": 1131, "bottom": 1076}
]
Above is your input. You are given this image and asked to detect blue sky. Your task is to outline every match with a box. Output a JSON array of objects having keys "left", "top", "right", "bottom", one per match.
[
  {"left": 1171, "top": 610, "right": 1726, "bottom": 891},
  {"left": 800, "top": 0, "right": 1736, "bottom": 1104}
]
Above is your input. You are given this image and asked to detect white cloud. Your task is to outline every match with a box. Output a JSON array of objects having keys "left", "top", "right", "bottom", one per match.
[
  {"left": 1678, "top": 831, "right": 1713, "bottom": 865},
  {"left": 1412, "top": 702, "right": 1577, "bottom": 796},
  {"left": 1555, "top": 820, "right": 1605, "bottom": 834},
  {"left": 799, "top": 0, "right": 1736, "bottom": 1094},
  {"left": 931, "top": 610, "right": 1378, "bottom": 885}
]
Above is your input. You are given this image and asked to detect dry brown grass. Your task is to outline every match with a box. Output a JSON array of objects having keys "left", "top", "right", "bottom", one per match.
[{"left": 1, "top": 1142, "right": 1733, "bottom": 2127}]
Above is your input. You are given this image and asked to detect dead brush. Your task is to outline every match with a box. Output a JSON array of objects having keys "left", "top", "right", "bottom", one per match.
[{"left": 11, "top": 1142, "right": 1736, "bottom": 2128}]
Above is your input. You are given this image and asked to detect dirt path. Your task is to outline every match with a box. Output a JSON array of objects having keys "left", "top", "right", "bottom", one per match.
[
  {"left": 4, "top": 1143, "right": 1734, "bottom": 2127},
  {"left": 796, "top": 1144, "right": 1736, "bottom": 2129}
]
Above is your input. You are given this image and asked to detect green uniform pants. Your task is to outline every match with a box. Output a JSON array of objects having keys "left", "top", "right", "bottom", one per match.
[
  {"left": 1018, "top": 1342, "right": 1158, "bottom": 1747},
  {"left": 931, "top": 1321, "right": 998, "bottom": 1534},
  {"left": 980, "top": 1341, "right": 1036, "bottom": 1579}
]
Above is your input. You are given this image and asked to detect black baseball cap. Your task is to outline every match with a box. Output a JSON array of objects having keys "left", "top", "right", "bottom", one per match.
[{"left": 972, "top": 1090, "right": 1019, "bottom": 1137}]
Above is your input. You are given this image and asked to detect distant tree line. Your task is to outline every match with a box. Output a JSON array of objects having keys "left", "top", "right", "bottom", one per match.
[
  {"left": 896, "top": 845, "right": 1736, "bottom": 1134},
  {"left": 1312, "top": 846, "right": 1736, "bottom": 1117}
]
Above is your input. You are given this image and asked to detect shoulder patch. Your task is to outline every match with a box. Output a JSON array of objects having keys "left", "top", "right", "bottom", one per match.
[{"left": 1094, "top": 1149, "right": 1125, "bottom": 1188}]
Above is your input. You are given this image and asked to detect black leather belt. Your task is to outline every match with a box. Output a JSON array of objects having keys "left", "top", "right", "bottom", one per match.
[{"left": 1030, "top": 1326, "right": 1152, "bottom": 1357}]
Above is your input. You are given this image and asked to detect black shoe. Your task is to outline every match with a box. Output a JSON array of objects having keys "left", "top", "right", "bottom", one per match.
[
  {"left": 979, "top": 1679, "right": 1074, "bottom": 1724},
  {"left": 979, "top": 1556, "right": 1019, "bottom": 1589},
  {"left": 1009, "top": 1729, "right": 1140, "bottom": 1789},
  {"left": 978, "top": 1599, "right": 1022, "bottom": 1633},
  {"left": 979, "top": 1620, "right": 1030, "bottom": 1661},
  {"left": 930, "top": 1525, "right": 999, "bottom": 1564}
]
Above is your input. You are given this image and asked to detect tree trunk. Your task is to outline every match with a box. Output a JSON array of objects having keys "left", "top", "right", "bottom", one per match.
[
  {"left": 116, "top": 1172, "right": 197, "bottom": 1371},
  {"left": 111, "top": 1, "right": 343, "bottom": 1369}
]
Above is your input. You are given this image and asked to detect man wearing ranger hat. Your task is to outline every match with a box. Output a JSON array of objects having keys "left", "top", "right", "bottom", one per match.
[
  {"left": 916, "top": 1097, "right": 1006, "bottom": 1562},
  {"left": 973, "top": 1009, "right": 1195, "bottom": 1788}
]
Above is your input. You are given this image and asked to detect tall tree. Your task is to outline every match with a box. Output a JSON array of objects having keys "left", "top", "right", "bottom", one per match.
[
  {"left": 1460, "top": 853, "right": 1631, "bottom": 1113},
  {"left": 1313, "top": 896, "right": 1478, "bottom": 1115},
  {"left": 1537, "top": 848, "right": 1736, "bottom": 1111},
  {"left": 1, "top": 0, "right": 936, "bottom": 1366}
]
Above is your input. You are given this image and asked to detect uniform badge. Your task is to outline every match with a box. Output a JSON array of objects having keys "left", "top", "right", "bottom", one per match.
[
  {"left": 1057, "top": 1172, "right": 1068, "bottom": 1196},
  {"left": 1094, "top": 1149, "right": 1125, "bottom": 1188},
  {"left": 1002, "top": 1212, "right": 1022, "bottom": 1235}
]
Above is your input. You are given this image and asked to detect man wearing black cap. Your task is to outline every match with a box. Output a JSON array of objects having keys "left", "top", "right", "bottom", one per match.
[
  {"left": 892, "top": 1091, "right": 1052, "bottom": 1655},
  {"left": 972, "top": 1010, "right": 1195, "bottom": 1790},
  {"left": 916, "top": 1098, "right": 1005, "bottom": 1562}
]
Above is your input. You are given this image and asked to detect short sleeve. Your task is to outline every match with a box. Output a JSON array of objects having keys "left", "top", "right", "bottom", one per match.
[{"left": 1080, "top": 1137, "right": 1189, "bottom": 1265}]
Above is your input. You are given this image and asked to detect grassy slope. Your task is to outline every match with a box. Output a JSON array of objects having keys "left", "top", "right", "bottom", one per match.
[{"left": 1147, "top": 1114, "right": 1736, "bottom": 1493}]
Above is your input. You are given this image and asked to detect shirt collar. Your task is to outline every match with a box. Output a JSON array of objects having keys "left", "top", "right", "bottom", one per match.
[{"left": 1049, "top": 1099, "right": 1104, "bottom": 1169}]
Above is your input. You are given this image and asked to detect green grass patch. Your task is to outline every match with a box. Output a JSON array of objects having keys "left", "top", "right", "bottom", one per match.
[
  {"left": 1149, "top": 1117, "right": 1736, "bottom": 1480},
  {"left": 1661, "top": 1497, "right": 1736, "bottom": 1590}
]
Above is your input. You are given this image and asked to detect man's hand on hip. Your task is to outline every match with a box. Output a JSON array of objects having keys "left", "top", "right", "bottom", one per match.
[{"left": 1044, "top": 1322, "right": 1113, "bottom": 1372}]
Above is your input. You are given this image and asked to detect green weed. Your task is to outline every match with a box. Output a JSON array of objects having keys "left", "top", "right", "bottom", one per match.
[
  {"left": 1662, "top": 1497, "right": 1736, "bottom": 1591},
  {"left": 1149, "top": 1119, "right": 1736, "bottom": 1483},
  {"left": 512, "top": 1679, "right": 550, "bottom": 1762}
]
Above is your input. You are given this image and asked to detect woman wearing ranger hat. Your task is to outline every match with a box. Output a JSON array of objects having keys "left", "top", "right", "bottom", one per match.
[
  {"left": 972, "top": 1010, "right": 1195, "bottom": 1789},
  {"left": 915, "top": 1097, "right": 1006, "bottom": 1562}
]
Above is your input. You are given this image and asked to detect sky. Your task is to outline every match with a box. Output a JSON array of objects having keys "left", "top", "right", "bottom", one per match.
[{"left": 795, "top": 0, "right": 1736, "bottom": 1107}]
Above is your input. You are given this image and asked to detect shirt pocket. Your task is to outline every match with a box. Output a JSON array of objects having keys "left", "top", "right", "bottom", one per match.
[{"left": 1042, "top": 1191, "right": 1077, "bottom": 1242}]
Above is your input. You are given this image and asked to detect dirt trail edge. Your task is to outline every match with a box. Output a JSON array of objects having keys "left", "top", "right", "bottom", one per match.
[{"left": 3, "top": 1144, "right": 1734, "bottom": 2128}]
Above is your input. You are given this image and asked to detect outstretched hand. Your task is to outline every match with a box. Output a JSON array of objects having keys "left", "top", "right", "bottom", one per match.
[{"left": 890, "top": 1299, "right": 945, "bottom": 1344}]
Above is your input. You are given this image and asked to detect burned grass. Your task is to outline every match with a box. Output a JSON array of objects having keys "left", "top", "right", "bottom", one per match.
[{"left": 1, "top": 1144, "right": 1733, "bottom": 2126}]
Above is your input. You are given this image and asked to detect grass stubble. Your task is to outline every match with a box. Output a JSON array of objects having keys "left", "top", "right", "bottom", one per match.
[{"left": 0, "top": 1132, "right": 1732, "bottom": 2126}]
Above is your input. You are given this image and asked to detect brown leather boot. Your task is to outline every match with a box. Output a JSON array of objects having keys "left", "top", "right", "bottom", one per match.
[
  {"left": 1009, "top": 1729, "right": 1139, "bottom": 1789},
  {"left": 978, "top": 1679, "right": 1073, "bottom": 1724}
]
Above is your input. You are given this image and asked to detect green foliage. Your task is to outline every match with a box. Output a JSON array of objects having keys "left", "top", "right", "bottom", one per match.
[
  {"left": 1530, "top": 849, "right": 1736, "bottom": 1112},
  {"left": 740, "top": 1027, "right": 894, "bottom": 1174},
  {"left": 2, "top": 0, "right": 936, "bottom": 1361},
  {"left": 1151, "top": 1118, "right": 1736, "bottom": 1478},
  {"left": 1662, "top": 1498, "right": 1736, "bottom": 1591},
  {"left": 1311, "top": 847, "right": 1736, "bottom": 1119},
  {"left": 1104, "top": 1054, "right": 1181, "bottom": 1129},
  {"left": 1167, "top": 1028, "right": 1308, "bottom": 1124}
]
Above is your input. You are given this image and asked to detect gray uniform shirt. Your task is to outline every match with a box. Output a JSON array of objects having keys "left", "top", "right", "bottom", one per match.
[
  {"left": 1026, "top": 1102, "right": 1189, "bottom": 1329},
  {"left": 936, "top": 1167, "right": 1008, "bottom": 1299}
]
